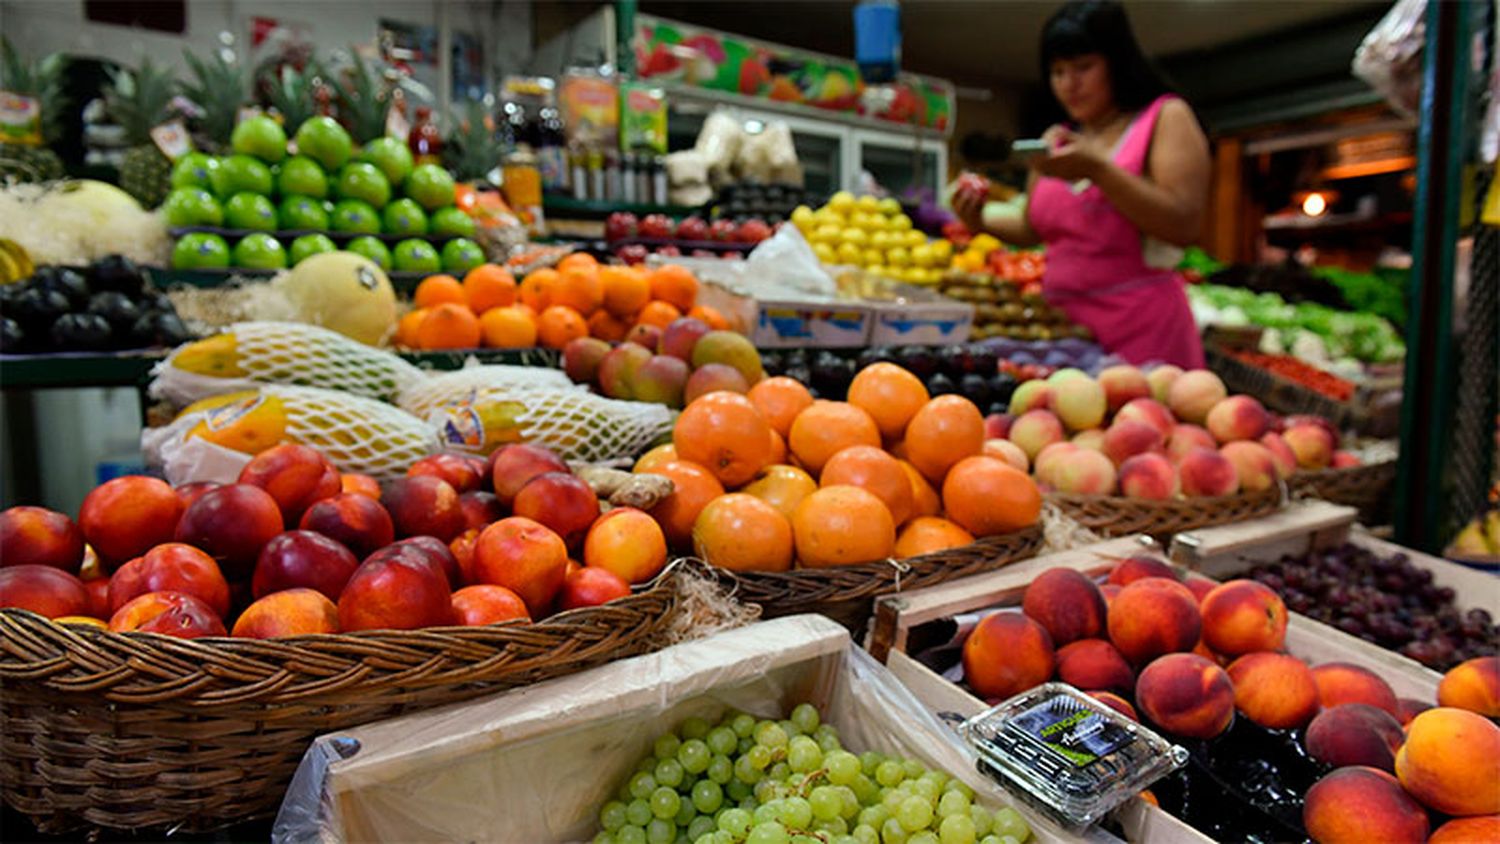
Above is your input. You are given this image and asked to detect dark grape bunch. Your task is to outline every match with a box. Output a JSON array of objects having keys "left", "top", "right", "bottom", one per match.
[
  {"left": 0, "top": 255, "right": 191, "bottom": 354},
  {"left": 1246, "top": 544, "right": 1497, "bottom": 671},
  {"left": 760, "top": 345, "right": 1020, "bottom": 414}
]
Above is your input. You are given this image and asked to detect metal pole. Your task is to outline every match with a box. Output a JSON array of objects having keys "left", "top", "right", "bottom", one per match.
[{"left": 615, "top": 0, "right": 637, "bottom": 76}]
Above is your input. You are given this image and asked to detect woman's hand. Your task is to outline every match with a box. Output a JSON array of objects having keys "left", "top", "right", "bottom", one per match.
[
  {"left": 951, "top": 183, "right": 986, "bottom": 233},
  {"left": 1033, "top": 126, "right": 1104, "bottom": 182}
]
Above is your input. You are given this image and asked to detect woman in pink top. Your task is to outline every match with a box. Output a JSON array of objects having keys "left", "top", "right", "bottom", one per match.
[{"left": 954, "top": 1, "right": 1210, "bottom": 368}]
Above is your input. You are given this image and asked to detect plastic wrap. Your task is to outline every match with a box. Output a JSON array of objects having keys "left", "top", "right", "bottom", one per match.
[
  {"left": 273, "top": 615, "right": 1089, "bottom": 844},
  {"left": 1351, "top": 0, "right": 1427, "bottom": 117},
  {"left": 694, "top": 110, "right": 743, "bottom": 186}
]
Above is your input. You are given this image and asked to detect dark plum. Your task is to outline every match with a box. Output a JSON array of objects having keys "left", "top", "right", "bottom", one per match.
[
  {"left": 89, "top": 254, "right": 146, "bottom": 296},
  {"left": 0, "top": 317, "right": 22, "bottom": 352},
  {"left": 856, "top": 345, "right": 897, "bottom": 369},
  {"left": 897, "top": 345, "right": 938, "bottom": 379},
  {"left": 87, "top": 292, "right": 142, "bottom": 337},
  {"left": 11, "top": 287, "right": 69, "bottom": 335},
  {"left": 33, "top": 267, "right": 90, "bottom": 308},
  {"left": 50, "top": 313, "right": 113, "bottom": 350},
  {"left": 959, "top": 374, "right": 992, "bottom": 408},
  {"left": 927, "top": 373, "right": 957, "bottom": 396},
  {"left": 130, "top": 312, "right": 192, "bottom": 347}
]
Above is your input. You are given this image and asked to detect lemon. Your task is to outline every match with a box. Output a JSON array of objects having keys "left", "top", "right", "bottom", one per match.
[
  {"left": 902, "top": 267, "right": 926, "bottom": 284},
  {"left": 836, "top": 242, "right": 863, "bottom": 264},
  {"left": 911, "top": 244, "right": 935, "bottom": 268},
  {"left": 815, "top": 209, "right": 844, "bottom": 228},
  {"left": 814, "top": 223, "right": 843, "bottom": 244},
  {"left": 841, "top": 228, "right": 868, "bottom": 247},
  {"left": 847, "top": 211, "right": 868, "bottom": 230},
  {"left": 906, "top": 230, "right": 927, "bottom": 248},
  {"left": 791, "top": 205, "right": 815, "bottom": 228},
  {"left": 878, "top": 197, "right": 902, "bottom": 216},
  {"left": 887, "top": 246, "right": 911, "bottom": 268},
  {"left": 813, "top": 242, "right": 837, "bottom": 263},
  {"left": 862, "top": 249, "right": 884, "bottom": 267},
  {"left": 891, "top": 214, "right": 913, "bottom": 232},
  {"left": 856, "top": 194, "right": 881, "bottom": 214},
  {"left": 870, "top": 230, "right": 892, "bottom": 250},
  {"left": 828, "top": 191, "right": 856, "bottom": 214},
  {"left": 867, "top": 264, "right": 889, "bottom": 279},
  {"left": 933, "top": 240, "right": 954, "bottom": 263}
]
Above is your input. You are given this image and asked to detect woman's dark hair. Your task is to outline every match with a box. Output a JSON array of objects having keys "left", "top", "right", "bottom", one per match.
[{"left": 1040, "top": 1, "right": 1174, "bottom": 112}]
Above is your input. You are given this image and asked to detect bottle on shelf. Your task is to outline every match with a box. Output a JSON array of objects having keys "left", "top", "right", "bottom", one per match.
[
  {"left": 651, "top": 155, "right": 667, "bottom": 206},
  {"left": 537, "top": 102, "right": 567, "bottom": 193},
  {"left": 408, "top": 106, "right": 443, "bottom": 166}
]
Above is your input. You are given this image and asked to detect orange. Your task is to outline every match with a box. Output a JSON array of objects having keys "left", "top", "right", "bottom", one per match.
[
  {"left": 650, "top": 264, "right": 700, "bottom": 311},
  {"left": 899, "top": 460, "right": 941, "bottom": 519},
  {"left": 791, "top": 485, "right": 895, "bottom": 568},
  {"left": 635, "top": 300, "right": 682, "bottom": 330},
  {"left": 895, "top": 516, "right": 975, "bottom": 558},
  {"left": 395, "top": 308, "right": 428, "bottom": 347},
  {"left": 692, "top": 493, "right": 793, "bottom": 572},
  {"left": 557, "top": 252, "right": 598, "bottom": 274},
  {"left": 672, "top": 392, "right": 774, "bottom": 487},
  {"left": 414, "top": 274, "right": 466, "bottom": 309},
  {"left": 633, "top": 443, "right": 678, "bottom": 474},
  {"left": 551, "top": 264, "right": 604, "bottom": 316},
  {"left": 848, "top": 362, "right": 930, "bottom": 440},
  {"left": 463, "top": 264, "right": 516, "bottom": 313},
  {"left": 767, "top": 428, "right": 786, "bottom": 465},
  {"left": 537, "top": 305, "right": 588, "bottom": 349},
  {"left": 747, "top": 376, "right": 814, "bottom": 438},
  {"left": 479, "top": 306, "right": 538, "bottom": 348},
  {"left": 519, "top": 268, "right": 558, "bottom": 311},
  {"left": 416, "top": 302, "right": 481, "bottom": 349},
  {"left": 741, "top": 464, "right": 817, "bottom": 520},
  {"left": 644, "top": 460, "right": 725, "bottom": 548},
  {"left": 787, "top": 400, "right": 881, "bottom": 475},
  {"left": 820, "top": 445, "right": 915, "bottom": 526},
  {"left": 602, "top": 266, "right": 652, "bottom": 317},
  {"left": 905, "top": 395, "right": 986, "bottom": 483},
  {"left": 587, "top": 309, "right": 630, "bottom": 342},
  {"left": 689, "top": 305, "right": 730, "bottom": 331},
  {"left": 942, "top": 455, "right": 1041, "bottom": 537}
]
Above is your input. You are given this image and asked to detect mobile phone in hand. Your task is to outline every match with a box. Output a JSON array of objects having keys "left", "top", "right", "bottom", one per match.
[{"left": 1010, "top": 139, "right": 1048, "bottom": 164}]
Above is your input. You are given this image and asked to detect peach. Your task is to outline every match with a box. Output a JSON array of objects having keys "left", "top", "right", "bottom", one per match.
[
  {"left": 1183, "top": 575, "right": 1216, "bottom": 604},
  {"left": 1286, "top": 414, "right": 1342, "bottom": 449},
  {"left": 1033, "top": 442, "right": 1078, "bottom": 489},
  {"left": 108, "top": 543, "right": 230, "bottom": 618},
  {"left": 457, "top": 491, "right": 504, "bottom": 532},
  {"left": 382, "top": 476, "right": 466, "bottom": 541},
  {"left": 238, "top": 443, "right": 341, "bottom": 526},
  {"left": 1205, "top": 395, "right": 1270, "bottom": 444},
  {"left": 1166, "top": 424, "right": 1217, "bottom": 463},
  {"left": 407, "top": 453, "right": 485, "bottom": 493},
  {"left": 1166, "top": 370, "right": 1227, "bottom": 425},
  {"left": 251, "top": 530, "right": 360, "bottom": 601},
  {"left": 488, "top": 443, "right": 570, "bottom": 507},
  {"left": 1200, "top": 578, "right": 1286, "bottom": 655},
  {"left": 1114, "top": 398, "right": 1175, "bottom": 440},
  {"left": 472, "top": 516, "right": 569, "bottom": 615},
  {"left": 1305, "top": 703, "right": 1406, "bottom": 772},
  {"left": 1135, "top": 653, "right": 1235, "bottom": 739},
  {"left": 450, "top": 529, "right": 479, "bottom": 584},
  {"left": 1146, "top": 364, "right": 1182, "bottom": 405},
  {"left": 1056, "top": 639, "right": 1135, "bottom": 694},
  {"left": 1219, "top": 441, "right": 1279, "bottom": 493},
  {"left": 1397, "top": 707, "right": 1500, "bottom": 815},
  {"left": 1008, "top": 409, "right": 1065, "bottom": 462},
  {"left": 1007, "top": 380, "right": 1053, "bottom": 415},
  {"left": 78, "top": 475, "right": 183, "bottom": 569},
  {"left": 1259, "top": 432, "right": 1297, "bottom": 478},
  {"left": 984, "top": 413, "right": 1013, "bottom": 440},
  {"left": 1089, "top": 690, "right": 1139, "bottom": 721},
  {"left": 562, "top": 336, "right": 612, "bottom": 384},
  {"left": 390, "top": 536, "right": 463, "bottom": 588},
  {"left": 1331, "top": 450, "right": 1362, "bottom": 468},
  {"left": 1303, "top": 767, "right": 1429, "bottom": 844},
  {"left": 1022, "top": 567, "right": 1109, "bottom": 645},
  {"left": 0, "top": 506, "right": 85, "bottom": 573},
  {"left": 1226, "top": 652, "right": 1319, "bottom": 729},
  {"left": 1177, "top": 447, "right": 1239, "bottom": 497},
  {"left": 1107, "top": 556, "right": 1177, "bottom": 585},
  {"left": 1437, "top": 656, "right": 1500, "bottom": 716},
  {"left": 658, "top": 316, "right": 712, "bottom": 362},
  {"left": 1118, "top": 452, "right": 1178, "bottom": 500},
  {"left": 231, "top": 588, "right": 339, "bottom": 638},
  {"left": 1098, "top": 365, "right": 1151, "bottom": 414},
  {"left": 583, "top": 507, "right": 668, "bottom": 584},
  {"left": 109, "top": 590, "right": 226, "bottom": 638},
  {"left": 1429, "top": 816, "right": 1500, "bottom": 844},
  {"left": 558, "top": 566, "right": 632, "bottom": 611},
  {"left": 1103, "top": 419, "right": 1165, "bottom": 466},
  {"left": 298, "top": 493, "right": 395, "bottom": 559},
  {"left": 1052, "top": 376, "right": 1106, "bottom": 431},
  {"left": 1283, "top": 423, "right": 1335, "bottom": 470},
  {"left": 1396, "top": 697, "right": 1432, "bottom": 726},
  {"left": 1051, "top": 448, "right": 1118, "bottom": 495},
  {"left": 512, "top": 472, "right": 601, "bottom": 551},
  {"left": 174, "top": 483, "right": 285, "bottom": 580},
  {"left": 1312, "top": 662, "right": 1400, "bottom": 717},
  {"left": 0, "top": 564, "right": 88, "bottom": 618},
  {"left": 982, "top": 438, "right": 1029, "bottom": 472},
  {"left": 962, "top": 612, "right": 1055, "bottom": 701},
  {"left": 1107, "top": 577, "right": 1201, "bottom": 664},
  {"left": 341, "top": 472, "right": 382, "bottom": 499},
  {"left": 450, "top": 583, "right": 531, "bottom": 625},
  {"left": 1071, "top": 429, "right": 1106, "bottom": 453},
  {"left": 337, "top": 552, "right": 454, "bottom": 631},
  {"left": 634, "top": 355, "right": 691, "bottom": 407}
]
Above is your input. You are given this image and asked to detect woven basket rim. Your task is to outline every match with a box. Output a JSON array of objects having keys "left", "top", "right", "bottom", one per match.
[
  {"left": 1290, "top": 459, "right": 1397, "bottom": 483},
  {"left": 1047, "top": 484, "right": 1285, "bottom": 510}
]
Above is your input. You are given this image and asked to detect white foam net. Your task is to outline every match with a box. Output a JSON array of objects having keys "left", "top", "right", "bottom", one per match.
[
  {"left": 394, "top": 363, "right": 577, "bottom": 416},
  {"left": 423, "top": 388, "right": 674, "bottom": 464}
]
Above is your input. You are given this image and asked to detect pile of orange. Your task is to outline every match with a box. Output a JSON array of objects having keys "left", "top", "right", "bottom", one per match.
[
  {"left": 632, "top": 361, "right": 1042, "bottom": 573},
  {"left": 395, "top": 255, "right": 732, "bottom": 351}
]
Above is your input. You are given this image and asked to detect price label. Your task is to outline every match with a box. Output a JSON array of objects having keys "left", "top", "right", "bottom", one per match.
[
  {"left": 150, "top": 120, "right": 194, "bottom": 161},
  {"left": 0, "top": 91, "right": 42, "bottom": 145}
]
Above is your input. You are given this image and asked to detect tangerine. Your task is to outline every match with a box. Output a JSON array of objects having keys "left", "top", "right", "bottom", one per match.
[
  {"left": 463, "top": 264, "right": 516, "bottom": 313},
  {"left": 820, "top": 445, "right": 914, "bottom": 526},
  {"left": 479, "top": 305, "right": 538, "bottom": 348},
  {"left": 416, "top": 302, "right": 481, "bottom": 349},
  {"left": 645, "top": 460, "right": 725, "bottom": 548},
  {"left": 767, "top": 428, "right": 786, "bottom": 464},
  {"left": 787, "top": 401, "right": 881, "bottom": 475},
  {"left": 740, "top": 464, "right": 817, "bottom": 520},
  {"left": 635, "top": 300, "right": 682, "bottom": 329},
  {"left": 905, "top": 395, "right": 986, "bottom": 483},
  {"left": 899, "top": 459, "right": 941, "bottom": 519},
  {"left": 848, "top": 362, "right": 930, "bottom": 440},
  {"left": 537, "top": 305, "right": 588, "bottom": 349},
  {"left": 557, "top": 252, "right": 598, "bottom": 273},
  {"left": 673, "top": 392, "right": 774, "bottom": 487},
  {"left": 791, "top": 485, "right": 895, "bottom": 568},
  {"left": 650, "top": 264, "right": 700, "bottom": 311},
  {"left": 633, "top": 443, "right": 677, "bottom": 473},
  {"left": 692, "top": 493, "right": 793, "bottom": 572},
  {"left": 518, "top": 268, "right": 558, "bottom": 311},
  {"left": 586, "top": 309, "right": 630, "bottom": 342},
  {"left": 602, "top": 266, "right": 652, "bottom": 317},
  {"left": 551, "top": 264, "right": 604, "bottom": 315},
  {"left": 942, "top": 455, "right": 1041, "bottom": 536},
  {"left": 689, "top": 305, "right": 730, "bottom": 331},
  {"left": 894, "top": 517, "right": 975, "bottom": 558},
  {"left": 395, "top": 308, "right": 428, "bottom": 347},
  {"left": 747, "top": 376, "right": 814, "bottom": 438},
  {"left": 414, "top": 274, "right": 466, "bottom": 309}
]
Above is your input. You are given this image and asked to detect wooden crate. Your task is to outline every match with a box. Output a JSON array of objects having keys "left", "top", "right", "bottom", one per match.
[{"left": 867, "top": 501, "right": 1453, "bottom": 843}]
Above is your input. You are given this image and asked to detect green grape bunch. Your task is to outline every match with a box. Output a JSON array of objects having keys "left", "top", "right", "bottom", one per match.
[{"left": 594, "top": 703, "right": 1033, "bottom": 844}]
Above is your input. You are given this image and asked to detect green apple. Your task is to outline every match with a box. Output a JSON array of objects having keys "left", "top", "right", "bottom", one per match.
[
  {"left": 279, "top": 195, "right": 330, "bottom": 230},
  {"left": 346, "top": 235, "right": 392, "bottom": 270},
  {"left": 329, "top": 199, "right": 381, "bottom": 234},
  {"left": 404, "top": 163, "right": 456, "bottom": 210},
  {"left": 277, "top": 155, "right": 328, "bottom": 199},
  {"left": 223, "top": 192, "right": 278, "bottom": 231},
  {"left": 170, "top": 153, "right": 218, "bottom": 190},
  {"left": 428, "top": 206, "right": 476, "bottom": 238},
  {"left": 440, "top": 237, "right": 485, "bottom": 274},
  {"left": 391, "top": 238, "right": 441, "bottom": 273},
  {"left": 293, "top": 116, "right": 353, "bottom": 171},
  {"left": 289, "top": 233, "right": 338, "bottom": 265},
  {"left": 231, "top": 115, "right": 287, "bottom": 164},
  {"left": 171, "top": 233, "right": 231, "bottom": 269},
  {"left": 162, "top": 187, "right": 223, "bottom": 227},
  {"left": 382, "top": 198, "right": 429, "bottom": 235},
  {"left": 232, "top": 232, "right": 288, "bottom": 269},
  {"left": 211, "top": 154, "right": 274, "bottom": 198},
  {"left": 335, "top": 161, "right": 391, "bottom": 209},
  {"left": 359, "top": 137, "right": 414, "bottom": 187}
]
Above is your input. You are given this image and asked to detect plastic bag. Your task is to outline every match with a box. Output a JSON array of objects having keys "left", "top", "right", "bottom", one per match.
[
  {"left": 272, "top": 615, "right": 1079, "bottom": 843},
  {"left": 742, "top": 224, "right": 838, "bottom": 298},
  {"left": 1352, "top": 0, "right": 1427, "bottom": 117},
  {"left": 694, "top": 110, "right": 743, "bottom": 186}
]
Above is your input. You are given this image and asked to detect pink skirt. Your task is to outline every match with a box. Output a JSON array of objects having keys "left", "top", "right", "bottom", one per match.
[{"left": 1047, "top": 274, "right": 1205, "bottom": 369}]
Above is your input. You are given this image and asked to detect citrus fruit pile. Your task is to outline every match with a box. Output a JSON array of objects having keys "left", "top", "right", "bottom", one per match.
[
  {"left": 593, "top": 703, "right": 1034, "bottom": 844},
  {"left": 789, "top": 191, "right": 952, "bottom": 286}
]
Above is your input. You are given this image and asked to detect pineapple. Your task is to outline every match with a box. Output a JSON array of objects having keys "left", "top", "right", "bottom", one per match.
[
  {"left": 0, "top": 37, "right": 69, "bottom": 183},
  {"left": 103, "top": 56, "right": 176, "bottom": 208},
  {"left": 180, "top": 48, "right": 245, "bottom": 153},
  {"left": 262, "top": 62, "right": 319, "bottom": 134},
  {"left": 331, "top": 49, "right": 389, "bottom": 144},
  {"left": 444, "top": 100, "right": 503, "bottom": 182}
]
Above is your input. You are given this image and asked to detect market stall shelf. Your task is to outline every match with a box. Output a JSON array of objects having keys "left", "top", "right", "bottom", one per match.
[
  {"left": 1047, "top": 485, "right": 1284, "bottom": 539},
  {"left": 1285, "top": 460, "right": 1397, "bottom": 526}
]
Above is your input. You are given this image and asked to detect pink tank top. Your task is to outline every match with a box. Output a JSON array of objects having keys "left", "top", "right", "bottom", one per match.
[{"left": 1027, "top": 95, "right": 1205, "bottom": 369}]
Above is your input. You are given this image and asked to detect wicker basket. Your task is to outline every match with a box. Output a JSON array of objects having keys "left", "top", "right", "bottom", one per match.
[
  {"left": 0, "top": 562, "right": 697, "bottom": 834},
  {"left": 1048, "top": 486, "right": 1285, "bottom": 539},
  {"left": 713, "top": 526, "right": 1044, "bottom": 632},
  {"left": 1290, "top": 460, "right": 1397, "bottom": 525},
  {"left": 1205, "top": 346, "right": 1364, "bottom": 429}
]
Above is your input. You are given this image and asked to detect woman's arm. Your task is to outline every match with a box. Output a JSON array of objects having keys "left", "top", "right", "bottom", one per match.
[{"left": 952, "top": 169, "right": 1044, "bottom": 247}]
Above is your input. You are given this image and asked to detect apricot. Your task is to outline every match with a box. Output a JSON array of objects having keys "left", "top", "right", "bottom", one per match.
[
  {"left": 0, "top": 564, "right": 88, "bottom": 618},
  {"left": 1089, "top": 690, "right": 1138, "bottom": 721},
  {"left": 450, "top": 584, "right": 531, "bottom": 625},
  {"left": 1008, "top": 409, "right": 1065, "bottom": 462},
  {"left": 382, "top": 475, "right": 466, "bottom": 541},
  {"left": 557, "top": 566, "right": 632, "bottom": 611},
  {"left": 1107, "top": 577, "right": 1202, "bottom": 665},
  {"left": 962, "top": 612, "right": 1055, "bottom": 701},
  {"left": 1284, "top": 423, "right": 1335, "bottom": 470},
  {"left": 583, "top": 507, "right": 668, "bottom": 584},
  {"left": 1135, "top": 653, "right": 1235, "bottom": 740},
  {"left": 1050, "top": 448, "right": 1118, "bottom": 495},
  {"left": 109, "top": 591, "right": 226, "bottom": 638},
  {"left": 472, "top": 517, "right": 569, "bottom": 615},
  {"left": 1021, "top": 567, "right": 1108, "bottom": 646},
  {"left": 1200, "top": 578, "right": 1287, "bottom": 656},
  {"left": 174, "top": 483, "right": 285, "bottom": 580},
  {"left": 1312, "top": 662, "right": 1400, "bottom": 717},
  {"left": 1305, "top": 703, "right": 1405, "bottom": 772},
  {"left": 337, "top": 552, "right": 454, "bottom": 632},
  {"left": 0, "top": 506, "right": 84, "bottom": 573},
  {"left": 1146, "top": 365, "right": 1182, "bottom": 405},
  {"left": 231, "top": 588, "right": 339, "bottom": 638},
  {"left": 1303, "top": 766, "right": 1429, "bottom": 844},
  {"left": 238, "top": 443, "right": 341, "bottom": 525},
  {"left": 1056, "top": 639, "right": 1135, "bottom": 695},
  {"left": 1106, "top": 556, "right": 1176, "bottom": 585},
  {"left": 1396, "top": 707, "right": 1500, "bottom": 816},
  {"left": 1429, "top": 816, "right": 1500, "bottom": 844},
  {"left": 298, "top": 493, "right": 395, "bottom": 559},
  {"left": 252, "top": 530, "right": 360, "bottom": 601},
  {"left": 1437, "top": 656, "right": 1500, "bottom": 717},
  {"left": 108, "top": 543, "right": 230, "bottom": 617},
  {"left": 1225, "top": 652, "right": 1319, "bottom": 729},
  {"left": 78, "top": 476, "right": 183, "bottom": 569}
]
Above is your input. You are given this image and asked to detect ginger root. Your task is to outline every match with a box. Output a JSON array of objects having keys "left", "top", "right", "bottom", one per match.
[{"left": 576, "top": 465, "right": 676, "bottom": 510}]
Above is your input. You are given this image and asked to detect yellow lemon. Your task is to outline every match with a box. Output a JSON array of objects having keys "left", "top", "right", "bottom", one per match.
[
  {"left": 836, "top": 242, "right": 863, "bottom": 264},
  {"left": 862, "top": 249, "right": 884, "bottom": 267},
  {"left": 828, "top": 191, "right": 856, "bottom": 214},
  {"left": 877, "top": 197, "right": 902, "bottom": 216},
  {"left": 891, "top": 214, "right": 913, "bottom": 232},
  {"left": 813, "top": 242, "right": 837, "bottom": 264},
  {"left": 886, "top": 246, "right": 911, "bottom": 268},
  {"left": 841, "top": 228, "right": 868, "bottom": 247},
  {"left": 814, "top": 223, "right": 842, "bottom": 244},
  {"left": 856, "top": 194, "right": 881, "bottom": 214},
  {"left": 790, "top": 205, "right": 815, "bottom": 228},
  {"left": 911, "top": 244, "right": 935, "bottom": 268}
]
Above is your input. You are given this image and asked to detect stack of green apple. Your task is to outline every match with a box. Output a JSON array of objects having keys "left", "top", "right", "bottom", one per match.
[{"left": 164, "top": 115, "right": 485, "bottom": 274}]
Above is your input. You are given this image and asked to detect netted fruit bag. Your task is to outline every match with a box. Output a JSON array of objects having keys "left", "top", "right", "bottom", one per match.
[
  {"left": 419, "top": 388, "right": 674, "bottom": 465},
  {"left": 392, "top": 363, "right": 578, "bottom": 413}
]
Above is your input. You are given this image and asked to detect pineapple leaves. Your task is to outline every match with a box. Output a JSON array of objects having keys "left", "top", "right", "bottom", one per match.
[{"left": 180, "top": 49, "right": 246, "bottom": 153}]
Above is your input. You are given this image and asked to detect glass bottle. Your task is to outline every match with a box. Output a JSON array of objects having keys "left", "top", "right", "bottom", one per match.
[{"left": 408, "top": 106, "right": 443, "bottom": 166}]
